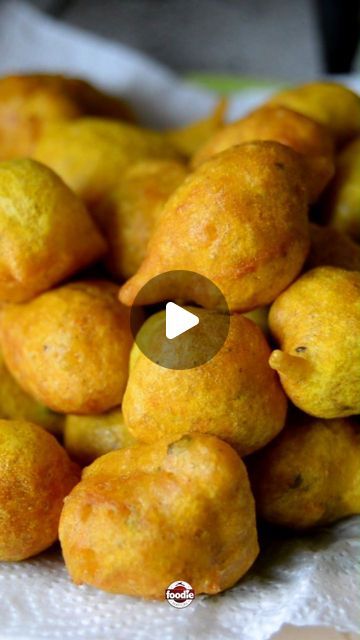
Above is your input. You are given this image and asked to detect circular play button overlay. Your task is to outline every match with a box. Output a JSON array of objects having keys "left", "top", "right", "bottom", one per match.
[{"left": 130, "top": 271, "right": 230, "bottom": 370}]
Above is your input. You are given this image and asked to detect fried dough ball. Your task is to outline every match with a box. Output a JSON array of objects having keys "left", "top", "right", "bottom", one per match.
[
  {"left": 243, "top": 307, "right": 270, "bottom": 337},
  {"left": 323, "top": 137, "right": 360, "bottom": 241},
  {"left": 93, "top": 159, "right": 188, "bottom": 280},
  {"left": 0, "top": 351, "right": 63, "bottom": 436},
  {"left": 64, "top": 408, "right": 136, "bottom": 465},
  {"left": 165, "top": 99, "right": 227, "bottom": 157},
  {"left": 193, "top": 106, "right": 334, "bottom": 202},
  {"left": 34, "top": 118, "right": 180, "bottom": 207},
  {"left": 0, "top": 73, "right": 134, "bottom": 160},
  {"left": 0, "top": 159, "right": 106, "bottom": 303},
  {"left": 122, "top": 311, "right": 287, "bottom": 456},
  {"left": 0, "top": 281, "right": 132, "bottom": 414},
  {"left": 269, "top": 267, "right": 360, "bottom": 418},
  {"left": 0, "top": 419, "right": 79, "bottom": 561},
  {"left": 120, "top": 142, "right": 310, "bottom": 312},
  {"left": 249, "top": 414, "right": 360, "bottom": 529},
  {"left": 59, "top": 434, "right": 259, "bottom": 598},
  {"left": 306, "top": 223, "right": 360, "bottom": 271},
  {"left": 267, "top": 82, "right": 360, "bottom": 146}
]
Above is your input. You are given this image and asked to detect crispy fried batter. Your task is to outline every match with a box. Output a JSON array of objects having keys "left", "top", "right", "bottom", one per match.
[
  {"left": 0, "top": 281, "right": 132, "bottom": 414},
  {"left": 0, "top": 419, "right": 79, "bottom": 561},
  {"left": 267, "top": 82, "right": 360, "bottom": 146},
  {"left": 34, "top": 118, "right": 180, "bottom": 207},
  {"left": 93, "top": 159, "right": 187, "bottom": 280},
  {"left": 322, "top": 137, "right": 360, "bottom": 241},
  {"left": 123, "top": 311, "right": 287, "bottom": 455},
  {"left": 59, "top": 434, "right": 259, "bottom": 598},
  {"left": 0, "top": 73, "right": 134, "bottom": 160},
  {"left": 193, "top": 106, "right": 334, "bottom": 202},
  {"left": 249, "top": 413, "right": 360, "bottom": 528},
  {"left": 64, "top": 408, "right": 136, "bottom": 465},
  {"left": 306, "top": 223, "right": 360, "bottom": 271},
  {"left": 269, "top": 267, "right": 360, "bottom": 418},
  {"left": 0, "top": 158, "right": 106, "bottom": 302},
  {"left": 120, "top": 142, "right": 310, "bottom": 312}
]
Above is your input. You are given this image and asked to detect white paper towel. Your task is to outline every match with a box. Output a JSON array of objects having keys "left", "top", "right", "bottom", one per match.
[
  {"left": 0, "top": 518, "right": 359, "bottom": 640},
  {"left": 0, "top": 3, "right": 359, "bottom": 639}
]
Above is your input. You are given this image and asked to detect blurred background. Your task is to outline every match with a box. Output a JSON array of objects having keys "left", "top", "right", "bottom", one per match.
[{"left": 19, "top": 0, "right": 360, "bottom": 81}]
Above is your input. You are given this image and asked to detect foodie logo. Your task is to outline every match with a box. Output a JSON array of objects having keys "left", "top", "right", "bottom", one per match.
[{"left": 165, "top": 581, "right": 195, "bottom": 608}]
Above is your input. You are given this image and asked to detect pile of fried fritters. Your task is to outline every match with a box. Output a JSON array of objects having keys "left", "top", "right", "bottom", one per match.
[{"left": 0, "top": 74, "right": 359, "bottom": 600}]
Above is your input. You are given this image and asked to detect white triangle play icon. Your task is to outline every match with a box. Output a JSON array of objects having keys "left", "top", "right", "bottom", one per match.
[{"left": 165, "top": 302, "right": 199, "bottom": 340}]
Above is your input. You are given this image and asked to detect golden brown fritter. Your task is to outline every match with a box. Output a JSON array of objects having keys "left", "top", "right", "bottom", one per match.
[
  {"left": 0, "top": 158, "right": 106, "bottom": 303},
  {"left": 0, "top": 350, "right": 63, "bottom": 436},
  {"left": 267, "top": 82, "right": 360, "bottom": 146},
  {"left": 242, "top": 307, "right": 270, "bottom": 337},
  {"left": 249, "top": 413, "right": 360, "bottom": 529},
  {"left": 306, "top": 223, "right": 360, "bottom": 271},
  {"left": 0, "top": 73, "right": 134, "bottom": 160},
  {"left": 165, "top": 99, "right": 227, "bottom": 157},
  {"left": 34, "top": 117, "right": 180, "bottom": 208},
  {"left": 269, "top": 266, "right": 360, "bottom": 418},
  {"left": 93, "top": 159, "right": 188, "bottom": 280},
  {"left": 0, "top": 419, "right": 79, "bottom": 561},
  {"left": 122, "top": 311, "right": 287, "bottom": 456},
  {"left": 322, "top": 137, "right": 360, "bottom": 241},
  {"left": 193, "top": 106, "right": 335, "bottom": 202},
  {"left": 120, "top": 142, "right": 310, "bottom": 312},
  {"left": 59, "top": 434, "right": 259, "bottom": 598},
  {"left": 0, "top": 281, "right": 133, "bottom": 414},
  {"left": 64, "top": 408, "right": 136, "bottom": 465}
]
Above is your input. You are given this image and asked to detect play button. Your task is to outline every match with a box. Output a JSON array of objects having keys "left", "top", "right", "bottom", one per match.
[
  {"left": 166, "top": 302, "right": 199, "bottom": 339},
  {"left": 129, "top": 271, "right": 230, "bottom": 369}
]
